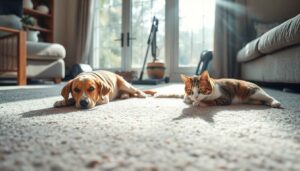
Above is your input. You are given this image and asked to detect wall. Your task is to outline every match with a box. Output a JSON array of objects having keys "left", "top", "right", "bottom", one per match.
[
  {"left": 54, "top": 0, "right": 67, "bottom": 46},
  {"left": 246, "top": 0, "right": 300, "bottom": 22}
]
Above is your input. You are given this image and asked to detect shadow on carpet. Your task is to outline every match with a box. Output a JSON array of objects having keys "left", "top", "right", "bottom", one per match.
[
  {"left": 175, "top": 105, "right": 271, "bottom": 123},
  {"left": 0, "top": 86, "right": 62, "bottom": 104},
  {"left": 20, "top": 106, "right": 82, "bottom": 118}
]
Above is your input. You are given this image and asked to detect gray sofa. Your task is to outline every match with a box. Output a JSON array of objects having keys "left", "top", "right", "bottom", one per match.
[
  {"left": 0, "top": 15, "right": 65, "bottom": 84},
  {"left": 236, "top": 0, "right": 300, "bottom": 84}
]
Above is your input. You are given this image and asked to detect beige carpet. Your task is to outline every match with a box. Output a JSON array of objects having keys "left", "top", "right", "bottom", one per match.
[{"left": 0, "top": 84, "right": 300, "bottom": 171}]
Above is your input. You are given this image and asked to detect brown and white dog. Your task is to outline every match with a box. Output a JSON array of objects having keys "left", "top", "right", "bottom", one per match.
[{"left": 54, "top": 70, "right": 149, "bottom": 109}]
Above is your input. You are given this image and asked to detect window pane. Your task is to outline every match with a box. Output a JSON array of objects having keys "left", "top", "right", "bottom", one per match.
[
  {"left": 93, "top": 0, "right": 122, "bottom": 69},
  {"left": 179, "top": 0, "right": 215, "bottom": 67},
  {"left": 131, "top": 0, "right": 165, "bottom": 68}
]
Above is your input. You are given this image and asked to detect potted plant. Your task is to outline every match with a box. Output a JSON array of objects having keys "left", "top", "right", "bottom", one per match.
[{"left": 20, "top": 15, "right": 39, "bottom": 42}]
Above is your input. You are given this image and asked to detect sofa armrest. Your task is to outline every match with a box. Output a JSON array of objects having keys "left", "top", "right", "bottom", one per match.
[
  {"left": 0, "top": 26, "right": 27, "bottom": 85},
  {"left": 0, "top": 26, "right": 21, "bottom": 33},
  {"left": 27, "top": 42, "right": 66, "bottom": 61},
  {"left": 0, "top": 26, "right": 21, "bottom": 39},
  {"left": 258, "top": 14, "right": 300, "bottom": 54}
]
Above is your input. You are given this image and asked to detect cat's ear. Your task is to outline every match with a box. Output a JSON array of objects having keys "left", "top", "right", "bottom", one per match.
[
  {"left": 200, "top": 71, "right": 214, "bottom": 90},
  {"left": 200, "top": 70, "right": 210, "bottom": 80},
  {"left": 180, "top": 74, "right": 190, "bottom": 83}
]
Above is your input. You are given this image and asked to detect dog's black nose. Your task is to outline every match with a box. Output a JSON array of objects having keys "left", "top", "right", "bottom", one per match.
[{"left": 80, "top": 99, "right": 89, "bottom": 108}]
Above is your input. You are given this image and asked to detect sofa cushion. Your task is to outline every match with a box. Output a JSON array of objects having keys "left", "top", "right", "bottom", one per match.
[
  {"left": 254, "top": 21, "right": 281, "bottom": 37},
  {"left": 0, "top": 15, "right": 22, "bottom": 37},
  {"left": 27, "top": 42, "right": 66, "bottom": 60},
  {"left": 0, "top": 15, "right": 22, "bottom": 29},
  {"left": 237, "top": 38, "right": 262, "bottom": 62},
  {"left": 258, "top": 14, "right": 300, "bottom": 54}
]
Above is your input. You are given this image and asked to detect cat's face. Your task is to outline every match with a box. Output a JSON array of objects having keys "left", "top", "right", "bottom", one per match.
[{"left": 181, "top": 71, "right": 213, "bottom": 100}]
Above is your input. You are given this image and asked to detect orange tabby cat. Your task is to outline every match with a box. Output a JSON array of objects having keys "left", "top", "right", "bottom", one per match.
[{"left": 181, "top": 71, "right": 281, "bottom": 108}]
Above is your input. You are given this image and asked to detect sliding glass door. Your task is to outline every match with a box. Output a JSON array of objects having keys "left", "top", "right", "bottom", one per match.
[
  {"left": 92, "top": 0, "right": 123, "bottom": 69},
  {"left": 92, "top": 0, "right": 215, "bottom": 81},
  {"left": 92, "top": 0, "right": 165, "bottom": 71}
]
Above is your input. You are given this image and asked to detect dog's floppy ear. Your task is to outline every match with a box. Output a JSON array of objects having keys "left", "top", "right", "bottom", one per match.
[
  {"left": 96, "top": 81, "right": 111, "bottom": 100},
  {"left": 61, "top": 79, "right": 73, "bottom": 103},
  {"left": 101, "top": 83, "right": 111, "bottom": 96}
]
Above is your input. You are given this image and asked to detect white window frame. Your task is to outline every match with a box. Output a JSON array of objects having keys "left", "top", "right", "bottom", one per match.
[{"left": 165, "top": 0, "right": 196, "bottom": 82}]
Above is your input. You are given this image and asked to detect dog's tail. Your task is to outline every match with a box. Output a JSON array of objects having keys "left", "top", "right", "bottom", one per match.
[
  {"left": 143, "top": 90, "right": 157, "bottom": 96},
  {"left": 154, "top": 93, "right": 184, "bottom": 98},
  {"left": 143, "top": 90, "right": 184, "bottom": 98}
]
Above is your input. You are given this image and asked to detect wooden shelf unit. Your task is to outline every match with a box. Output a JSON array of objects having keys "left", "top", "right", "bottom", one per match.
[
  {"left": 23, "top": 8, "right": 52, "bottom": 18},
  {"left": 25, "top": 25, "right": 52, "bottom": 33},
  {"left": 23, "top": 0, "right": 54, "bottom": 42}
]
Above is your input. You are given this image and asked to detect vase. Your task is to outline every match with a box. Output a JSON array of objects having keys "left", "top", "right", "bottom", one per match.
[
  {"left": 146, "top": 59, "right": 166, "bottom": 79},
  {"left": 23, "top": 0, "right": 33, "bottom": 9},
  {"left": 36, "top": 5, "right": 50, "bottom": 14},
  {"left": 27, "top": 30, "right": 39, "bottom": 42}
]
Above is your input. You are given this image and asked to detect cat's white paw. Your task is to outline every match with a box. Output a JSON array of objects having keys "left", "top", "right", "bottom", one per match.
[
  {"left": 184, "top": 96, "right": 193, "bottom": 105},
  {"left": 192, "top": 101, "right": 207, "bottom": 107},
  {"left": 199, "top": 102, "right": 208, "bottom": 107},
  {"left": 192, "top": 101, "right": 200, "bottom": 106}
]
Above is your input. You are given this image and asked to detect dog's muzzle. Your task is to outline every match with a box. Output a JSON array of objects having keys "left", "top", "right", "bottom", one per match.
[{"left": 80, "top": 99, "right": 89, "bottom": 108}]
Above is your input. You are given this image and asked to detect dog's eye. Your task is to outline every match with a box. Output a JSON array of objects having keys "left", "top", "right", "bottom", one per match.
[
  {"left": 74, "top": 87, "right": 81, "bottom": 93},
  {"left": 88, "top": 87, "right": 95, "bottom": 92}
]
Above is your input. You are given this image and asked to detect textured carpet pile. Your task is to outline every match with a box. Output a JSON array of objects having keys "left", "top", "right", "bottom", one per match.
[{"left": 0, "top": 84, "right": 300, "bottom": 171}]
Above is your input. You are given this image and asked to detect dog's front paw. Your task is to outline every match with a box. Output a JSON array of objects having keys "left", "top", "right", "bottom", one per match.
[
  {"left": 120, "top": 93, "right": 130, "bottom": 99},
  {"left": 53, "top": 100, "right": 66, "bottom": 108},
  {"left": 269, "top": 100, "right": 282, "bottom": 108}
]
